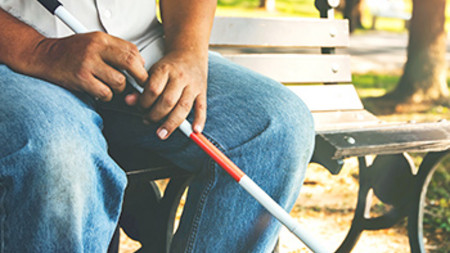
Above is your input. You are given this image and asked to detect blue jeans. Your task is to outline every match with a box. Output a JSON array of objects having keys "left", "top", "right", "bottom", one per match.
[{"left": 0, "top": 52, "right": 314, "bottom": 253}]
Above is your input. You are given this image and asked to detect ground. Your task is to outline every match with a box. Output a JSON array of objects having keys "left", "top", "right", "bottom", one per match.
[
  {"left": 119, "top": 155, "right": 447, "bottom": 253},
  {"left": 117, "top": 158, "right": 412, "bottom": 252}
]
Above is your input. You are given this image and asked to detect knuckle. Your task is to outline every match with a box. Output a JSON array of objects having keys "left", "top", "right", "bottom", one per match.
[
  {"left": 162, "top": 96, "right": 177, "bottom": 107},
  {"left": 163, "top": 117, "right": 180, "bottom": 129},
  {"left": 74, "top": 68, "right": 90, "bottom": 82},
  {"left": 98, "top": 88, "right": 112, "bottom": 100},
  {"left": 196, "top": 101, "right": 207, "bottom": 111},
  {"left": 155, "top": 63, "right": 170, "bottom": 73},
  {"left": 115, "top": 74, "right": 126, "bottom": 85},
  {"left": 178, "top": 100, "right": 192, "bottom": 111},
  {"left": 91, "top": 32, "right": 107, "bottom": 42},
  {"left": 123, "top": 51, "right": 138, "bottom": 66},
  {"left": 146, "top": 85, "right": 162, "bottom": 97},
  {"left": 86, "top": 32, "right": 108, "bottom": 51},
  {"left": 127, "top": 42, "right": 139, "bottom": 53}
]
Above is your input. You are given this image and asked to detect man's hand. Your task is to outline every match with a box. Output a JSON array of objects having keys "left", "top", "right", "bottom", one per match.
[
  {"left": 31, "top": 32, "right": 148, "bottom": 101},
  {"left": 126, "top": 50, "right": 208, "bottom": 140}
]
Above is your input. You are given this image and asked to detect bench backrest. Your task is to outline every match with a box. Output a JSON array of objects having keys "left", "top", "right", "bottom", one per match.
[
  {"left": 208, "top": 9, "right": 381, "bottom": 132},
  {"left": 210, "top": 16, "right": 351, "bottom": 84}
]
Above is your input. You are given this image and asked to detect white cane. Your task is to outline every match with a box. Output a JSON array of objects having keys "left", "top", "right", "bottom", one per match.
[{"left": 36, "top": 0, "right": 329, "bottom": 251}]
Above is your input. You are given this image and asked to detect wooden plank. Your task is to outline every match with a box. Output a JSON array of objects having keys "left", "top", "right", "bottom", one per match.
[
  {"left": 210, "top": 16, "right": 349, "bottom": 48},
  {"left": 221, "top": 54, "right": 352, "bottom": 83},
  {"left": 312, "top": 110, "right": 381, "bottom": 132},
  {"left": 288, "top": 84, "right": 364, "bottom": 111},
  {"left": 317, "top": 121, "right": 450, "bottom": 159}
]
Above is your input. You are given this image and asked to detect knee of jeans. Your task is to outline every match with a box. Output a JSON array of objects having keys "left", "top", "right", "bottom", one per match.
[
  {"left": 0, "top": 105, "right": 124, "bottom": 213},
  {"left": 235, "top": 84, "right": 315, "bottom": 163},
  {"left": 270, "top": 87, "right": 315, "bottom": 158},
  {"left": 6, "top": 127, "right": 126, "bottom": 230},
  {"left": 32, "top": 134, "right": 98, "bottom": 216},
  {"left": 0, "top": 96, "right": 104, "bottom": 159}
]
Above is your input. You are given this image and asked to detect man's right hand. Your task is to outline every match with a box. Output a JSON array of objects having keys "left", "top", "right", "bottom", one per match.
[{"left": 30, "top": 32, "right": 148, "bottom": 101}]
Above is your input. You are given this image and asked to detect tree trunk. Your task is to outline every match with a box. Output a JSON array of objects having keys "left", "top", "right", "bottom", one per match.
[
  {"left": 388, "top": 0, "right": 449, "bottom": 108},
  {"left": 343, "top": 0, "right": 364, "bottom": 33},
  {"left": 259, "top": 0, "right": 276, "bottom": 12}
]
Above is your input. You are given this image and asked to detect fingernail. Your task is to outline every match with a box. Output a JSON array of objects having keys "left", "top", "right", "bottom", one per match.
[
  {"left": 125, "top": 94, "right": 138, "bottom": 106},
  {"left": 157, "top": 128, "right": 168, "bottom": 140},
  {"left": 194, "top": 125, "right": 203, "bottom": 133}
]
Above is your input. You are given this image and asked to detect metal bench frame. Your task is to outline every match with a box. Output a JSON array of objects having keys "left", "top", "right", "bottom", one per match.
[{"left": 108, "top": 1, "right": 450, "bottom": 252}]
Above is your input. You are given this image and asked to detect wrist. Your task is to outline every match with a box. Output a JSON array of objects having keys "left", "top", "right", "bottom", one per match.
[
  {"left": 165, "top": 44, "right": 208, "bottom": 60},
  {"left": 24, "top": 37, "right": 56, "bottom": 78}
]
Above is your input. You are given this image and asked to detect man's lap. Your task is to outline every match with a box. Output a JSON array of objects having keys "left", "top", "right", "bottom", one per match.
[
  {"left": 99, "top": 52, "right": 313, "bottom": 173},
  {"left": 0, "top": 52, "right": 314, "bottom": 252}
]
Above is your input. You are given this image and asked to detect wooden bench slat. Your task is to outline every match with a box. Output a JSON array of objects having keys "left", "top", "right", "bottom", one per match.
[
  {"left": 288, "top": 84, "right": 363, "bottom": 111},
  {"left": 312, "top": 110, "right": 381, "bottom": 132},
  {"left": 221, "top": 54, "right": 352, "bottom": 83},
  {"left": 317, "top": 121, "right": 450, "bottom": 159},
  {"left": 210, "top": 16, "right": 349, "bottom": 48}
]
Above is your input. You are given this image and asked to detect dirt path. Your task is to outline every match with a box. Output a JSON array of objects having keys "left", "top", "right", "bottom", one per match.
[{"left": 277, "top": 160, "right": 411, "bottom": 253}]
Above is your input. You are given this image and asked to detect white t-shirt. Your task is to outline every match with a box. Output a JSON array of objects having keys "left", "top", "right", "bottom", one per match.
[{"left": 0, "top": 0, "right": 165, "bottom": 70}]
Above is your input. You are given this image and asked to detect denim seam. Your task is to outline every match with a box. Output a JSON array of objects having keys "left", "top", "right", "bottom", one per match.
[{"left": 184, "top": 135, "right": 226, "bottom": 253}]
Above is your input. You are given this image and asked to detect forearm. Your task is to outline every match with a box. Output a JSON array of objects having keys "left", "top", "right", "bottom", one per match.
[
  {"left": 160, "top": 0, "right": 217, "bottom": 58},
  {"left": 0, "top": 8, "right": 45, "bottom": 74}
]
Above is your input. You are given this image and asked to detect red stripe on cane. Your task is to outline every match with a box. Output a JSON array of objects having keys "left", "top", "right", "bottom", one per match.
[{"left": 190, "top": 132, "right": 245, "bottom": 182}]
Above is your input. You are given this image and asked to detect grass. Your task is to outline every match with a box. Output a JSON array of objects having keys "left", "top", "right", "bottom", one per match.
[{"left": 353, "top": 73, "right": 450, "bottom": 99}]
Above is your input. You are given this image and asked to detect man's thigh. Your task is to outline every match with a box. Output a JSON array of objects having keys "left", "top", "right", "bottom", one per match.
[{"left": 0, "top": 65, "right": 126, "bottom": 252}]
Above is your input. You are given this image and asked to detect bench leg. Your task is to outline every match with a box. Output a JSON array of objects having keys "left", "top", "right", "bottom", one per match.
[
  {"left": 155, "top": 175, "right": 194, "bottom": 252},
  {"left": 335, "top": 157, "right": 371, "bottom": 253},
  {"left": 407, "top": 151, "right": 449, "bottom": 253},
  {"left": 117, "top": 170, "right": 193, "bottom": 253},
  {"left": 336, "top": 151, "right": 449, "bottom": 253}
]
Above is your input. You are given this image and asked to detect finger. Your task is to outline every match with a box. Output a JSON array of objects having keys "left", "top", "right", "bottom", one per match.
[
  {"left": 92, "top": 62, "right": 126, "bottom": 93},
  {"left": 145, "top": 78, "right": 185, "bottom": 122},
  {"left": 125, "top": 92, "right": 139, "bottom": 106},
  {"left": 101, "top": 39, "right": 148, "bottom": 84},
  {"left": 139, "top": 66, "right": 169, "bottom": 109},
  {"left": 79, "top": 74, "right": 113, "bottom": 102},
  {"left": 192, "top": 93, "right": 207, "bottom": 133},
  {"left": 156, "top": 90, "right": 195, "bottom": 140}
]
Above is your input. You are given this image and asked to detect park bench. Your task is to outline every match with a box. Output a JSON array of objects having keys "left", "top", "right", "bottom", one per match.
[{"left": 108, "top": 0, "right": 450, "bottom": 252}]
